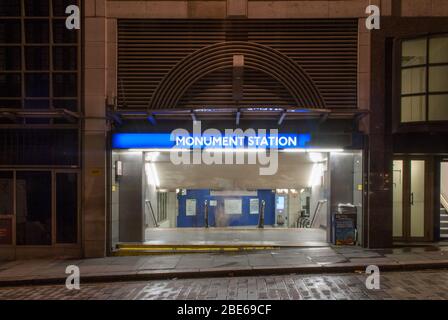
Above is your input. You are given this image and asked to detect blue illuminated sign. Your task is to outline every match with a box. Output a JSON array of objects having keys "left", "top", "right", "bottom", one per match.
[{"left": 112, "top": 132, "right": 311, "bottom": 149}]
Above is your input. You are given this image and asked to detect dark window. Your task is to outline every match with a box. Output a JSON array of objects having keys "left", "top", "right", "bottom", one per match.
[
  {"left": 53, "top": 99, "right": 77, "bottom": 111},
  {"left": 0, "top": 3, "right": 79, "bottom": 114},
  {"left": 0, "top": 20, "right": 21, "bottom": 43},
  {"left": 0, "top": 73, "right": 21, "bottom": 97},
  {"left": 0, "top": 99, "right": 21, "bottom": 109},
  {"left": 0, "top": 46, "right": 21, "bottom": 70},
  {"left": 53, "top": 73, "right": 77, "bottom": 97},
  {"left": 53, "top": 19, "right": 77, "bottom": 43},
  {"left": 25, "top": 73, "right": 49, "bottom": 97},
  {"left": 24, "top": 0, "right": 49, "bottom": 17},
  {"left": 53, "top": 99, "right": 78, "bottom": 123},
  {"left": 16, "top": 171, "right": 52, "bottom": 246},
  {"left": 24, "top": 100, "right": 50, "bottom": 124},
  {"left": 0, "top": 171, "right": 13, "bottom": 216},
  {"left": 53, "top": 0, "right": 78, "bottom": 17},
  {"left": 25, "top": 20, "right": 49, "bottom": 43},
  {"left": 0, "top": 0, "right": 21, "bottom": 16},
  {"left": 0, "top": 129, "right": 79, "bottom": 166},
  {"left": 25, "top": 46, "right": 49, "bottom": 70},
  {"left": 25, "top": 99, "right": 49, "bottom": 109},
  {"left": 53, "top": 46, "right": 77, "bottom": 70},
  {"left": 56, "top": 173, "right": 77, "bottom": 243}
]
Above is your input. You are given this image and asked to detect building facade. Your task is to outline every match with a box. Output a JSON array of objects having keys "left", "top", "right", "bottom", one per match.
[{"left": 0, "top": 0, "right": 447, "bottom": 259}]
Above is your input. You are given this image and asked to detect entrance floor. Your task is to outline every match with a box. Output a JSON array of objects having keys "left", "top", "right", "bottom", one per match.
[{"left": 143, "top": 228, "right": 327, "bottom": 247}]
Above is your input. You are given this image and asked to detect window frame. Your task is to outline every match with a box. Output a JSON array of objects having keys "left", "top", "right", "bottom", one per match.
[
  {"left": 397, "top": 32, "right": 448, "bottom": 129},
  {"left": 0, "top": 168, "right": 80, "bottom": 247},
  {"left": 0, "top": 0, "right": 81, "bottom": 122}
]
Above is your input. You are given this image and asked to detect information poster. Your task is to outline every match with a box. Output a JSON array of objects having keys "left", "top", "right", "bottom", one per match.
[
  {"left": 209, "top": 200, "right": 217, "bottom": 207},
  {"left": 186, "top": 199, "right": 197, "bottom": 216},
  {"left": 224, "top": 199, "right": 242, "bottom": 215},
  {"left": 249, "top": 198, "right": 259, "bottom": 214}
]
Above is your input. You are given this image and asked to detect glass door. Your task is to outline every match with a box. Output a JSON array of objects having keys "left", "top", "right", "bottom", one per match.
[{"left": 393, "top": 157, "right": 433, "bottom": 241}]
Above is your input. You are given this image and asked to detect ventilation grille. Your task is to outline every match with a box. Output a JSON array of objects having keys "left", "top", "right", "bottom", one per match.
[{"left": 118, "top": 19, "right": 358, "bottom": 110}]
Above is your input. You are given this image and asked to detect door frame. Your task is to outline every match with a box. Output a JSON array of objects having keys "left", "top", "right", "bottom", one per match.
[{"left": 393, "top": 156, "right": 434, "bottom": 242}]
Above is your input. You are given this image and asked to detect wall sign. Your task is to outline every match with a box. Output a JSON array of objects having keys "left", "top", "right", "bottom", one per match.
[
  {"left": 250, "top": 198, "right": 259, "bottom": 214},
  {"left": 186, "top": 199, "right": 196, "bottom": 216},
  {"left": 224, "top": 199, "right": 242, "bottom": 215},
  {"left": 112, "top": 132, "right": 311, "bottom": 150}
]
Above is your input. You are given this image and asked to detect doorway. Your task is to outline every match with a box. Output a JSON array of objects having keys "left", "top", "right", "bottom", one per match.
[{"left": 393, "top": 157, "right": 434, "bottom": 241}]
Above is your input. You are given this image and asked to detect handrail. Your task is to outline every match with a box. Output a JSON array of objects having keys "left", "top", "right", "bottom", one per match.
[
  {"left": 145, "top": 200, "right": 159, "bottom": 228},
  {"left": 310, "top": 200, "right": 327, "bottom": 228},
  {"left": 441, "top": 193, "right": 448, "bottom": 212}
]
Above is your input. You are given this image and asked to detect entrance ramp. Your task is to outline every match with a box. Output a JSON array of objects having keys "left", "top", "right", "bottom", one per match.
[{"left": 113, "top": 228, "right": 329, "bottom": 256}]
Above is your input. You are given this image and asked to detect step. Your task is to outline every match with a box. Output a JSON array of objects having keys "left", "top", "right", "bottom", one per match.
[{"left": 112, "top": 245, "right": 280, "bottom": 256}]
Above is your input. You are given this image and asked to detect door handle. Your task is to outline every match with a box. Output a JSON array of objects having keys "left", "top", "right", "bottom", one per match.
[{"left": 410, "top": 192, "right": 414, "bottom": 206}]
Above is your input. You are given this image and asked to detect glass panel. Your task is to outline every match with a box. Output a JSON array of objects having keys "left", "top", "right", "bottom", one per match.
[
  {"left": 16, "top": 171, "right": 52, "bottom": 245},
  {"left": 0, "top": 20, "right": 21, "bottom": 43},
  {"left": 53, "top": 99, "right": 77, "bottom": 111},
  {"left": 53, "top": 46, "right": 77, "bottom": 70},
  {"left": 401, "top": 67, "right": 426, "bottom": 94},
  {"left": 25, "top": 99, "right": 49, "bottom": 109},
  {"left": 410, "top": 160, "right": 425, "bottom": 238},
  {"left": 53, "top": 20, "right": 77, "bottom": 43},
  {"left": 430, "top": 36, "right": 448, "bottom": 64},
  {"left": 0, "top": 99, "right": 21, "bottom": 109},
  {"left": 402, "top": 38, "right": 427, "bottom": 67},
  {"left": 0, "top": 46, "right": 21, "bottom": 70},
  {"left": 429, "top": 94, "right": 448, "bottom": 121},
  {"left": 25, "top": 73, "right": 49, "bottom": 97},
  {"left": 393, "top": 161, "right": 403, "bottom": 238},
  {"left": 401, "top": 95, "right": 426, "bottom": 122},
  {"left": 0, "top": 0, "right": 21, "bottom": 16},
  {"left": 24, "top": 99, "right": 50, "bottom": 123},
  {"left": 53, "top": 0, "right": 78, "bottom": 17},
  {"left": 24, "top": 0, "right": 49, "bottom": 16},
  {"left": 0, "top": 73, "right": 21, "bottom": 97},
  {"left": 0, "top": 129, "right": 79, "bottom": 166},
  {"left": 0, "top": 171, "right": 13, "bottom": 216},
  {"left": 25, "top": 20, "right": 49, "bottom": 43},
  {"left": 429, "top": 65, "right": 448, "bottom": 92},
  {"left": 56, "top": 173, "right": 77, "bottom": 244},
  {"left": 25, "top": 46, "right": 50, "bottom": 70},
  {"left": 53, "top": 73, "right": 77, "bottom": 97}
]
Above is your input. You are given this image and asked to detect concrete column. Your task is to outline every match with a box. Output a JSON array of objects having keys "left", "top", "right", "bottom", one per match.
[
  {"left": 82, "top": 0, "right": 108, "bottom": 257},
  {"left": 365, "top": 26, "right": 393, "bottom": 249}
]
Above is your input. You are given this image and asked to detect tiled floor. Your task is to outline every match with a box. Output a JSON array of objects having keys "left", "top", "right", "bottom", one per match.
[
  {"left": 1, "top": 270, "right": 448, "bottom": 300},
  {"left": 144, "top": 227, "right": 328, "bottom": 246}
]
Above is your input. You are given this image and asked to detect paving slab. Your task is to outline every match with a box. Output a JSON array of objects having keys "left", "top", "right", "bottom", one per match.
[{"left": 1, "top": 245, "right": 448, "bottom": 287}]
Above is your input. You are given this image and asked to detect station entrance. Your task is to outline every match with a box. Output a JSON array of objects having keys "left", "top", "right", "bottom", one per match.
[{"left": 110, "top": 148, "right": 363, "bottom": 252}]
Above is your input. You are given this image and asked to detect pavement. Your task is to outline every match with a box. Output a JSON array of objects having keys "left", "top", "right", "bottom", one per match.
[{"left": 1, "top": 245, "right": 448, "bottom": 287}]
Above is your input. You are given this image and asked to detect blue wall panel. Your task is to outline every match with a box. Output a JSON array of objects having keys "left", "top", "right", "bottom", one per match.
[{"left": 177, "top": 190, "right": 275, "bottom": 227}]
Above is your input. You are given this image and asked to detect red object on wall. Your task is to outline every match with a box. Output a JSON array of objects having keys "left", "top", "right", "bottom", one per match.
[{"left": 0, "top": 219, "right": 12, "bottom": 245}]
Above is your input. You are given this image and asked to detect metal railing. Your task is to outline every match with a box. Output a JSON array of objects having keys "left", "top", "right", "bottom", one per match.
[{"left": 145, "top": 200, "right": 159, "bottom": 228}]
